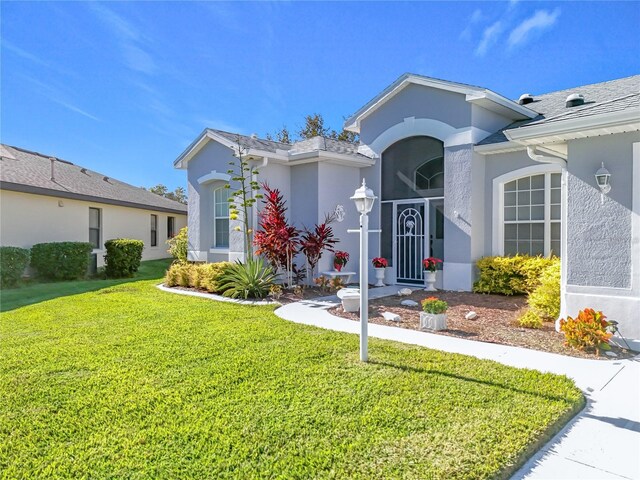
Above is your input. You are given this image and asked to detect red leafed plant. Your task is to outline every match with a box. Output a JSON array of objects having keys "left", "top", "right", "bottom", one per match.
[
  {"left": 254, "top": 183, "right": 300, "bottom": 285},
  {"left": 560, "top": 308, "right": 613, "bottom": 354},
  {"left": 301, "top": 214, "right": 338, "bottom": 279},
  {"left": 422, "top": 257, "right": 442, "bottom": 272},
  {"left": 372, "top": 257, "right": 388, "bottom": 268}
]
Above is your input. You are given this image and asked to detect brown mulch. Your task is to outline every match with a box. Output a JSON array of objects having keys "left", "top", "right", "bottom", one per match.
[{"left": 328, "top": 289, "right": 635, "bottom": 360}]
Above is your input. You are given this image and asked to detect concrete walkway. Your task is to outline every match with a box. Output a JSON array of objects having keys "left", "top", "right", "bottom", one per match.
[{"left": 275, "top": 289, "right": 640, "bottom": 480}]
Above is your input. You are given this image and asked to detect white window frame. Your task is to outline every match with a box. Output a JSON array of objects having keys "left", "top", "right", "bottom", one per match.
[
  {"left": 89, "top": 207, "right": 102, "bottom": 250},
  {"left": 492, "top": 164, "right": 563, "bottom": 256},
  {"left": 213, "top": 186, "right": 231, "bottom": 249}
]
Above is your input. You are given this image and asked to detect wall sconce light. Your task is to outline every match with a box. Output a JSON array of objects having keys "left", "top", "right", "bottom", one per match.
[{"left": 594, "top": 162, "right": 611, "bottom": 204}]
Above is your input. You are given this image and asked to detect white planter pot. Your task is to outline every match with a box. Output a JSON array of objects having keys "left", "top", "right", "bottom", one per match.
[
  {"left": 424, "top": 270, "right": 437, "bottom": 291},
  {"left": 338, "top": 288, "right": 360, "bottom": 313},
  {"left": 374, "top": 267, "right": 386, "bottom": 287},
  {"left": 420, "top": 312, "right": 447, "bottom": 331}
]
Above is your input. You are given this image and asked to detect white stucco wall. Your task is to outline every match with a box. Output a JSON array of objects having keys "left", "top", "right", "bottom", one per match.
[{"left": 0, "top": 190, "right": 187, "bottom": 267}]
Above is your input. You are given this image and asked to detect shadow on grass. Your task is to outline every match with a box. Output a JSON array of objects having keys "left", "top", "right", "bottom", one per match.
[{"left": 0, "top": 259, "right": 172, "bottom": 313}]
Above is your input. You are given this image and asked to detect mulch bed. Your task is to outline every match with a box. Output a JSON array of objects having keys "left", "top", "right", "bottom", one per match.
[{"left": 328, "top": 289, "right": 635, "bottom": 360}]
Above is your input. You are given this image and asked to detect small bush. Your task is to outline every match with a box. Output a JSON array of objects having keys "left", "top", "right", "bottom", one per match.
[
  {"left": 0, "top": 246, "right": 30, "bottom": 287},
  {"left": 421, "top": 297, "right": 448, "bottom": 314},
  {"left": 560, "top": 308, "right": 612, "bottom": 353},
  {"left": 167, "top": 227, "right": 188, "bottom": 262},
  {"left": 165, "top": 261, "right": 232, "bottom": 293},
  {"left": 218, "top": 258, "right": 277, "bottom": 299},
  {"left": 518, "top": 309, "right": 543, "bottom": 329},
  {"left": 104, "top": 239, "right": 144, "bottom": 278},
  {"left": 473, "top": 255, "right": 557, "bottom": 296},
  {"left": 31, "top": 242, "right": 93, "bottom": 280},
  {"left": 528, "top": 262, "right": 561, "bottom": 320}
]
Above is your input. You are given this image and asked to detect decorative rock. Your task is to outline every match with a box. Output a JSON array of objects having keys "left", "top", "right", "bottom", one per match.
[
  {"left": 465, "top": 311, "right": 478, "bottom": 320},
  {"left": 605, "top": 351, "right": 618, "bottom": 358},
  {"left": 400, "top": 300, "right": 419, "bottom": 307},
  {"left": 397, "top": 288, "right": 412, "bottom": 296},
  {"left": 382, "top": 311, "right": 401, "bottom": 322}
]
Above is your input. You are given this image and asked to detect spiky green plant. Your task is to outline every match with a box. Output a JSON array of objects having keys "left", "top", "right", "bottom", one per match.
[{"left": 218, "top": 258, "right": 277, "bottom": 299}]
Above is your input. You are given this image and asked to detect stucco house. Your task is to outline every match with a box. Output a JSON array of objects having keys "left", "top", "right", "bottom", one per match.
[
  {"left": 0, "top": 144, "right": 187, "bottom": 269},
  {"left": 175, "top": 73, "right": 640, "bottom": 347}
]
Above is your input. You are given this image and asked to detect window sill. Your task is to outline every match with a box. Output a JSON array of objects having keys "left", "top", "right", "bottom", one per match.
[{"left": 209, "top": 248, "right": 229, "bottom": 253}]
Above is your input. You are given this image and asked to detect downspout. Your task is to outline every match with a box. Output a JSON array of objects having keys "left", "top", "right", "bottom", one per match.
[
  {"left": 526, "top": 146, "right": 567, "bottom": 330},
  {"left": 526, "top": 146, "right": 566, "bottom": 167}
]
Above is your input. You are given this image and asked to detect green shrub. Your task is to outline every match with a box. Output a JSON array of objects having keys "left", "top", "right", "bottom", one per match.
[
  {"left": 103, "top": 239, "right": 144, "bottom": 278},
  {"left": 473, "top": 255, "right": 557, "bottom": 296},
  {"left": 560, "top": 308, "right": 612, "bottom": 353},
  {"left": 528, "top": 262, "right": 561, "bottom": 320},
  {"left": 197, "top": 262, "right": 232, "bottom": 293},
  {"left": 167, "top": 227, "right": 188, "bottom": 263},
  {"left": 30, "top": 242, "right": 93, "bottom": 280},
  {"left": 165, "top": 262, "right": 195, "bottom": 287},
  {"left": 218, "top": 258, "right": 277, "bottom": 299},
  {"left": 0, "top": 246, "right": 30, "bottom": 287},
  {"left": 518, "top": 309, "right": 543, "bottom": 329},
  {"left": 421, "top": 297, "right": 448, "bottom": 314}
]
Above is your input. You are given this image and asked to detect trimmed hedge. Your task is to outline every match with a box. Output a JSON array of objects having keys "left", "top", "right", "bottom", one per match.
[
  {"left": 473, "top": 255, "right": 557, "bottom": 296},
  {"left": 0, "top": 247, "right": 30, "bottom": 287},
  {"left": 165, "top": 262, "right": 232, "bottom": 294},
  {"left": 31, "top": 242, "right": 93, "bottom": 280},
  {"left": 528, "top": 261, "right": 561, "bottom": 320},
  {"left": 104, "top": 239, "right": 144, "bottom": 278}
]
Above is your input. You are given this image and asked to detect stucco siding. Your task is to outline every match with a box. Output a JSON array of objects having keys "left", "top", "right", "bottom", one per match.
[
  {"left": 565, "top": 133, "right": 639, "bottom": 288},
  {"left": 0, "top": 189, "right": 186, "bottom": 266},
  {"left": 359, "top": 84, "right": 471, "bottom": 146}
]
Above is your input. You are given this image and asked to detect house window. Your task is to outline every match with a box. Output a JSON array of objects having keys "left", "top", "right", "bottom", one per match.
[
  {"left": 214, "top": 187, "right": 231, "bottom": 248},
  {"left": 89, "top": 208, "right": 101, "bottom": 249},
  {"left": 503, "top": 173, "right": 561, "bottom": 256},
  {"left": 415, "top": 156, "right": 444, "bottom": 191},
  {"left": 167, "top": 216, "right": 175, "bottom": 239},
  {"left": 151, "top": 214, "right": 158, "bottom": 247}
]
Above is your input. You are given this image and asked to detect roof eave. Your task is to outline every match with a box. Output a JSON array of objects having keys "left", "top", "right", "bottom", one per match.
[{"left": 504, "top": 109, "right": 640, "bottom": 145}]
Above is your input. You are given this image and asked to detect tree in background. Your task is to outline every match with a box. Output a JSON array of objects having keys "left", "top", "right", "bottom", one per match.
[
  {"left": 265, "top": 113, "right": 359, "bottom": 145},
  {"left": 147, "top": 184, "right": 187, "bottom": 204},
  {"left": 265, "top": 126, "right": 292, "bottom": 144}
]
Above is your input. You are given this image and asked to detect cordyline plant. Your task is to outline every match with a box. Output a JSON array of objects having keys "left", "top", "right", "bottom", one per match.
[
  {"left": 254, "top": 183, "right": 339, "bottom": 287},
  {"left": 301, "top": 213, "right": 338, "bottom": 281},
  {"left": 254, "top": 183, "right": 300, "bottom": 287},
  {"left": 226, "top": 136, "right": 262, "bottom": 259}
]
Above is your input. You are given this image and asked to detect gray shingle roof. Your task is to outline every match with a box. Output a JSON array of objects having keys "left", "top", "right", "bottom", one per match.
[
  {"left": 478, "top": 75, "right": 640, "bottom": 146},
  {"left": 0, "top": 145, "right": 187, "bottom": 214},
  {"left": 208, "top": 128, "right": 366, "bottom": 158}
]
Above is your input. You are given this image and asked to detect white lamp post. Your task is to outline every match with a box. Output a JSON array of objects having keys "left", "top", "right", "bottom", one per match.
[{"left": 350, "top": 179, "right": 377, "bottom": 362}]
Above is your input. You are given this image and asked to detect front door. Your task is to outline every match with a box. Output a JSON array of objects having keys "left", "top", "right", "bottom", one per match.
[{"left": 395, "top": 201, "right": 427, "bottom": 284}]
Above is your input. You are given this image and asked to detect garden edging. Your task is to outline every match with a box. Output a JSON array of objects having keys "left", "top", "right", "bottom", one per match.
[{"left": 156, "top": 283, "right": 280, "bottom": 306}]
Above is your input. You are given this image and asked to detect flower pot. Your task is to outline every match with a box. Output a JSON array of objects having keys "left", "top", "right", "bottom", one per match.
[
  {"left": 337, "top": 288, "right": 360, "bottom": 313},
  {"left": 420, "top": 312, "right": 447, "bottom": 331},
  {"left": 334, "top": 262, "right": 343, "bottom": 272},
  {"left": 424, "top": 270, "right": 437, "bottom": 291},
  {"left": 374, "top": 267, "right": 385, "bottom": 287}
]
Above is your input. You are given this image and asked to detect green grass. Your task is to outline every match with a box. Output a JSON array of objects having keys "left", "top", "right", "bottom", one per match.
[
  {"left": 0, "top": 259, "right": 172, "bottom": 312},
  {"left": 0, "top": 267, "right": 584, "bottom": 479}
]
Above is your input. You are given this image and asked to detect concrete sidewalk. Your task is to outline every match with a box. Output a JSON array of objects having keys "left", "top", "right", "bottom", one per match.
[{"left": 275, "top": 291, "right": 640, "bottom": 480}]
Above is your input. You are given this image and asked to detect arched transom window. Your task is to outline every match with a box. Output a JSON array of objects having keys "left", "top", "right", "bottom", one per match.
[
  {"left": 414, "top": 156, "right": 444, "bottom": 191},
  {"left": 503, "top": 172, "right": 561, "bottom": 257}
]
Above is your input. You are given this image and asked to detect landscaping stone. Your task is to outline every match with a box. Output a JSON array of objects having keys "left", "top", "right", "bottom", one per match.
[
  {"left": 465, "top": 311, "right": 478, "bottom": 320},
  {"left": 382, "top": 311, "right": 401, "bottom": 322},
  {"left": 605, "top": 351, "right": 618, "bottom": 357},
  {"left": 397, "top": 288, "right": 412, "bottom": 296},
  {"left": 400, "top": 299, "right": 419, "bottom": 307}
]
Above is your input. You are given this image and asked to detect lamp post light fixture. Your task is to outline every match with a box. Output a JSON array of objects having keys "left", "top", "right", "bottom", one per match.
[
  {"left": 350, "top": 179, "right": 377, "bottom": 362},
  {"left": 595, "top": 162, "right": 611, "bottom": 205}
]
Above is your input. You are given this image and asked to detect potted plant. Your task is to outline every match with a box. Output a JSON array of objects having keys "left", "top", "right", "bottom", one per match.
[
  {"left": 420, "top": 297, "right": 448, "bottom": 331},
  {"left": 372, "top": 257, "right": 388, "bottom": 287},
  {"left": 334, "top": 250, "right": 349, "bottom": 272},
  {"left": 422, "top": 257, "right": 442, "bottom": 291}
]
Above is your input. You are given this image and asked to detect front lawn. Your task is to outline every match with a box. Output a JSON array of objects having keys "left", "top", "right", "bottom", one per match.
[{"left": 0, "top": 269, "right": 583, "bottom": 479}]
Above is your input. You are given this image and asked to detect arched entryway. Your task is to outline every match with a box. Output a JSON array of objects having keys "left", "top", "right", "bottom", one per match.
[{"left": 380, "top": 136, "right": 444, "bottom": 284}]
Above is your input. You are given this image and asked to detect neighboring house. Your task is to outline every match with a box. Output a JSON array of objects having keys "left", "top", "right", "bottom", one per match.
[
  {"left": 176, "top": 74, "right": 640, "bottom": 347},
  {"left": 1, "top": 144, "right": 187, "bottom": 269}
]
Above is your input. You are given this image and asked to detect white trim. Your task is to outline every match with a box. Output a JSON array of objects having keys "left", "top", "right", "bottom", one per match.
[
  {"left": 367, "top": 117, "right": 456, "bottom": 154},
  {"left": 504, "top": 109, "right": 640, "bottom": 144},
  {"left": 213, "top": 186, "right": 231, "bottom": 249},
  {"left": 491, "top": 164, "right": 563, "bottom": 256},
  {"left": 474, "top": 141, "right": 526, "bottom": 154},
  {"left": 209, "top": 248, "right": 229, "bottom": 254},
  {"left": 633, "top": 142, "right": 640, "bottom": 295},
  {"left": 197, "top": 171, "right": 231, "bottom": 185},
  {"left": 344, "top": 74, "right": 536, "bottom": 132}
]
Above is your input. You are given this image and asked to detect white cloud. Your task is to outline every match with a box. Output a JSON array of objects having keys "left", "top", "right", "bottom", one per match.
[
  {"left": 475, "top": 20, "right": 503, "bottom": 57},
  {"left": 88, "top": 3, "right": 157, "bottom": 75},
  {"left": 508, "top": 8, "right": 561, "bottom": 48},
  {"left": 459, "top": 8, "right": 485, "bottom": 41}
]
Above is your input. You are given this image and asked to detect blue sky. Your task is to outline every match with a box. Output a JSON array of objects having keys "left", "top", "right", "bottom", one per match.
[{"left": 2, "top": 1, "right": 639, "bottom": 191}]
